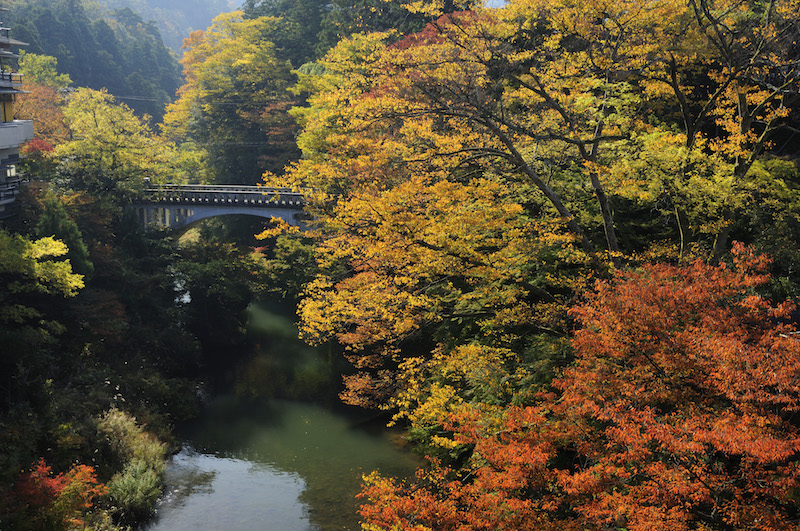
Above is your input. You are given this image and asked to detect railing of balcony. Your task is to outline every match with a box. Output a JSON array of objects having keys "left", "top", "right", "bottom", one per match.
[
  {"left": 0, "top": 70, "right": 22, "bottom": 85},
  {"left": 0, "top": 176, "right": 23, "bottom": 202}
]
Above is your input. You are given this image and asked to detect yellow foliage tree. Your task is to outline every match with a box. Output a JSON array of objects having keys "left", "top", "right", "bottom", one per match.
[
  {"left": 272, "top": 0, "right": 800, "bottom": 410},
  {"left": 53, "top": 89, "right": 203, "bottom": 200},
  {"left": 163, "top": 11, "right": 299, "bottom": 182},
  {"left": 296, "top": 174, "right": 584, "bottom": 406}
]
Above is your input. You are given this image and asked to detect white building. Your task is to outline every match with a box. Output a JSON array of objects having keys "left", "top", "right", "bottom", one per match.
[{"left": 0, "top": 7, "right": 33, "bottom": 220}]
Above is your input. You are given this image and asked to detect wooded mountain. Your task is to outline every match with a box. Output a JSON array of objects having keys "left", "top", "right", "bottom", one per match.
[
  {"left": 8, "top": 0, "right": 183, "bottom": 121},
  {"left": 85, "top": 0, "right": 236, "bottom": 51}
]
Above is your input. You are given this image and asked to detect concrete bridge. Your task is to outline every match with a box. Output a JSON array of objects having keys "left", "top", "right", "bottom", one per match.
[{"left": 131, "top": 184, "right": 309, "bottom": 230}]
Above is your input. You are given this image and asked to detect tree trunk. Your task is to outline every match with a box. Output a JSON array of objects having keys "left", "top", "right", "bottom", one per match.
[
  {"left": 483, "top": 119, "right": 595, "bottom": 253},
  {"left": 589, "top": 169, "right": 619, "bottom": 255},
  {"left": 711, "top": 219, "right": 732, "bottom": 265}
]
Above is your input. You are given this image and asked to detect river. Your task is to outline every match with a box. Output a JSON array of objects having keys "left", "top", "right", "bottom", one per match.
[{"left": 140, "top": 304, "right": 420, "bottom": 530}]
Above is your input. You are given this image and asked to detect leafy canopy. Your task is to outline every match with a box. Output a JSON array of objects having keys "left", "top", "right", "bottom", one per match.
[
  {"left": 53, "top": 88, "right": 204, "bottom": 200},
  {"left": 360, "top": 245, "right": 800, "bottom": 531}
]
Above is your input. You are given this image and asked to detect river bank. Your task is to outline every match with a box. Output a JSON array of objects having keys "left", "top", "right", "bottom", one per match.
[{"left": 139, "top": 302, "right": 419, "bottom": 530}]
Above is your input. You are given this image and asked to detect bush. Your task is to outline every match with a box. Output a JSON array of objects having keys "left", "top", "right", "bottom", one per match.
[
  {"left": 106, "top": 460, "right": 162, "bottom": 520},
  {"left": 96, "top": 409, "right": 166, "bottom": 523},
  {"left": 97, "top": 409, "right": 165, "bottom": 472},
  {"left": 6, "top": 458, "right": 107, "bottom": 531}
]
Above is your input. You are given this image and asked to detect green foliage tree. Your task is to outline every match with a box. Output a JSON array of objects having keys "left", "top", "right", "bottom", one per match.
[
  {"left": 10, "top": 0, "right": 182, "bottom": 121},
  {"left": 173, "top": 240, "right": 270, "bottom": 353},
  {"left": 17, "top": 51, "right": 72, "bottom": 89},
  {"left": 241, "top": 0, "right": 330, "bottom": 66},
  {"left": 0, "top": 228, "right": 83, "bottom": 413},
  {"left": 86, "top": 0, "right": 233, "bottom": 52},
  {"left": 316, "top": 0, "right": 476, "bottom": 55}
]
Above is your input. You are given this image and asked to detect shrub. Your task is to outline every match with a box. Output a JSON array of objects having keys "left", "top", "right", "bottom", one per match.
[
  {"left": 96, "top": 409, "right": 166, "bottom": 523},
  {"left": 8, "top": 458, "right": 107, "bottom": 530},
  {"left": 106, "top": 460, "right": 162, "bottom": 520}
]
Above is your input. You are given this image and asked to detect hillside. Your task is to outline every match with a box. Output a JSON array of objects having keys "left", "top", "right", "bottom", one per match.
[
  {"left": 87, "top": 0, "right": 236, "bottom": 51},
  {"left": 7, "top": 0, "right": 184, "bottom": 120}
]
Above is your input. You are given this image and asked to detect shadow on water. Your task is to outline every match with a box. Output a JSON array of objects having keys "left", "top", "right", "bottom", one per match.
[
  {"left": 141, "top": 303, "right": 420, "bottom": 531},
  {"left": 232, "top": 303, "right": 342, "bottom": 402}
]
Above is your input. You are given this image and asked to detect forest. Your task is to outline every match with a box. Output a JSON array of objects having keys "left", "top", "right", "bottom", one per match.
[{"left": 2, "top": 0, "right": 800, "bottom": 529}]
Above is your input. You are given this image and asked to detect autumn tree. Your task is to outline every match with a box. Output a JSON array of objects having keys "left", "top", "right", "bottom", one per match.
[
  {"left": 6, "top": 458, "right": 107, "bottom": 531},
  {"left": 163, "top": 11, "right": 300, "bottom": 184},
  {"left": 387, "top": 344, "right": 541, "bottom": 459},
  {"left": 35, "top": 195, "right": 94, "bottom": 278},
  {"left": 292, "top": 173, "right": 586, "bottom": 407},
  {"left": 510, "top": 0, "right": 800, "bottom": 258},
  {"left": 284, "top": 0, "right": 800, "bottom": 261},
  {"left": 14, "top": 53, "right": 71, "bottom": 151},
  {"left": 284, "top": 9, "right": 643, "bottom": 255},
  {"left": 15, "top": 84, "right": 69, "bottom": 148},
  {"left": 52, "top": 88, "right": 204, "bottom": 202},
  {"left": 275, "top": 5, "right": 646, "bottom": 407},
  {"left": 0, "top": 229, "right": 84, "bottom": 326},
  {"left": 18, "top": 51, "right": 72, "bottom": 89},
  {"left": 360, "top": 245, "right": 800, "bottom": 530},
  {"left": 272, "top": 0, "right": 800, "bottom": 416},
  {"left": 548, "top": 244, "right": 800, "bottom": 529},
  {"left": 0, "top": 229, "right": 84, "bottom": 415},
  {"left": 674, "top": 0, "right": 800, "bottom": 259}
]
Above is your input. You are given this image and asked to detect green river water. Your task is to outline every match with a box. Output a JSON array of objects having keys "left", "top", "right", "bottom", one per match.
[{"left": 140, "top": 305, "right": 420, "bottom": 531}]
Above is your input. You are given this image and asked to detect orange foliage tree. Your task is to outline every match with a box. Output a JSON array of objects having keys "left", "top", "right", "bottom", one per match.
[
  {"left": 15, "top": 83, "right": 69, "bottom": 147},
  {"left": 359, "top": 244, "right": 800, "bottom": 530},
  {"left": 8, "top": 458, "right": 107, "bottom": 530},
  {"left": 16, "top": 52, "right": 70, "bottom": 150}
]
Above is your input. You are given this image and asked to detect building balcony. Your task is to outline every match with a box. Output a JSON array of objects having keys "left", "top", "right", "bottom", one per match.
[
  {"left": 0, "top": 119, "right": 33, "bottom": 150},
  {"left": 0, "top": 175, "right": 24, "bottom": 220},
  {"left": 0, "top": 70, "right": 22, "bottom": 88},
  {"left": 0, "top": 27, "right": 27, "bottom": 47}
]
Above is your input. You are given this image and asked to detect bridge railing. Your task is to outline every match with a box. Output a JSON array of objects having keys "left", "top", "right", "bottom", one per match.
[{"left": 142, "top": 184, "right": 307, "bottom": 208}]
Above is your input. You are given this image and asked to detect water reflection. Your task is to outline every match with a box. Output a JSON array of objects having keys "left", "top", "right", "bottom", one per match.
[
  {"left": 142, "top": 450, "right": 311, "bottom": 531},
  {"left": 142, "top": 398, "right": 420, "bottom": 531}
]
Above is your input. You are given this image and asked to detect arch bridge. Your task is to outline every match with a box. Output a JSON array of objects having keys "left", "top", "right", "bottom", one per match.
[{"left": 131, "top": 184, "right": 309, "bottom": 230}]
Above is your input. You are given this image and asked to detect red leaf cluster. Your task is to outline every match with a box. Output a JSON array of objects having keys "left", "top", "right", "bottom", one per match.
[
  {"left": 21, "top": 137, "right": 55, "bottom": 156},
  {"left": 10, "top": 458, "right": 107, "bottom": 529},
  {"left": 360, "top": 244, "right": 800, "bottom": 530}
]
